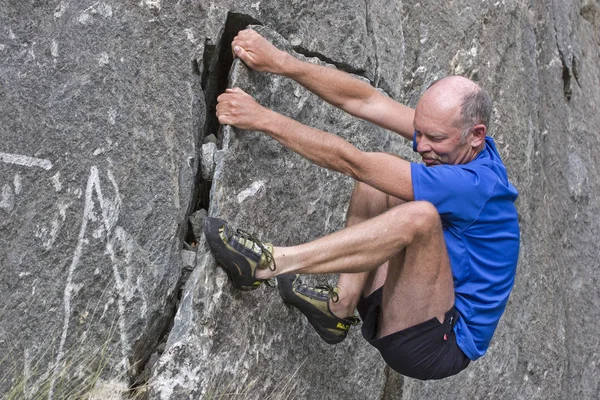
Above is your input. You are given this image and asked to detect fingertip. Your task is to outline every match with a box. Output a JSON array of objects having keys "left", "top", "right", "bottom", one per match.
[{"left": 217, "top": 115, "right": 228, "bottom": 125}]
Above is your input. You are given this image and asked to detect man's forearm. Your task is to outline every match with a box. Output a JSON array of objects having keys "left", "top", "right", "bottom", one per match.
[
  {"left": 280, "top": 54, "right": 375, "bottom": 113},
  {"left": 231, "top": 28, "right": 414, "bottom": 139},
  {"left": 260, "top": 109, "right": 360, "bottom": 178},
  {"left": 257, "top": 108, "right": 414, "bottom": 201},
  {"left": 278, "top": 54, "right": 415, "bottom": 140}
]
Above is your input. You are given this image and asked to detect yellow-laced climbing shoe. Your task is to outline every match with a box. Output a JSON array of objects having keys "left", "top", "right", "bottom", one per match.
[
  {"left": 204, "top": 217, "right": 275, "bottom": 291},
  {"left": 277, "top": 274, "right": 360, "bottom": 344}
]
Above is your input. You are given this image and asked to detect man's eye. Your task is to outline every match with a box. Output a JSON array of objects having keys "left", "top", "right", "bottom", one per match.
[{"left": 429, "top": 136, "right": 444, "bottom": 142}]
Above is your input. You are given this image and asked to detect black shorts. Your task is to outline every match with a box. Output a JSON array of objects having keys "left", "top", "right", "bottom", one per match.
[{"left": 357, "top": 288, "right": 471, "bottom": 380}]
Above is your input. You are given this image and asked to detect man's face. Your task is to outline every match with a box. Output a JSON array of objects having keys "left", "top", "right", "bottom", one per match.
[{"left": 413, "top": 96, "right": 472, "bottom": 166}]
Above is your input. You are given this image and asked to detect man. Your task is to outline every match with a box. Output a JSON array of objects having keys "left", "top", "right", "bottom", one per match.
[{"left": 205, "top": 28, "right": 520, "bottom": 380}]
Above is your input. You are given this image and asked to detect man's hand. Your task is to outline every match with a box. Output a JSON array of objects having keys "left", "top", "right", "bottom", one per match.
[
  {"left": 216, "top": 87, "right": 269, "bottom": 131},
  {"left": 231, "top": 29, "right": 289, "bottom": 74}
]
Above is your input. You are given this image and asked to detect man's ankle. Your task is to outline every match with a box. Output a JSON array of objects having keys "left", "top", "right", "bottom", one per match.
[
  {"left": 255, "top": 267, "right": 274, "bottom": 280},
  {"left": 329, "top": 288, "right": 359, "bottom": 319}
]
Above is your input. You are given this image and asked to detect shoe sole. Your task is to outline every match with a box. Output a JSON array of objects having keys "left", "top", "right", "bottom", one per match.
[{"left": 204, "top": 217, "right": 262, "bottom": 291}]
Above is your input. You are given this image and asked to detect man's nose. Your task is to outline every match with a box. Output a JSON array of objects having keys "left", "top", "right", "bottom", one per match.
[{"left": 416, "top": 138, "right": 431, "bottom": 153}]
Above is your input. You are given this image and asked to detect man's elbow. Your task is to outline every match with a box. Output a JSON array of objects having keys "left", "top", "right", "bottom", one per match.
[{"left": 339, "top": 146, "right": 366, "bottom": 181}]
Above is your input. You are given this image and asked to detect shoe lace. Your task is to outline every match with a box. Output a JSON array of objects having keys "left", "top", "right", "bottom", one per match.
[
  {"left": 314, "top": 284, "right": 360, "bottom": 325},
  {"left": 235, "top": 229, "right": 276, "bottom": 272},
  {"left": 315, "top": 285, "right": 339, "bottom": 303}
]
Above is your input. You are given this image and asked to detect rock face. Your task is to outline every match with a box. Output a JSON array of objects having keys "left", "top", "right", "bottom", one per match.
[
  {"left": 1, "top": 0, "right": 599, "bottom": 399},
  {"left": 0, "top": 1, "right": 203, "bottom": 397},
  {"left": 148, "top": 25, "right": 410, "bottom": 399}
]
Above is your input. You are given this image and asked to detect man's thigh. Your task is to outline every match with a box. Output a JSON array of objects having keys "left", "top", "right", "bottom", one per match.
[{"left": 378, "top": 204, "right": 455, "bottom": 338}]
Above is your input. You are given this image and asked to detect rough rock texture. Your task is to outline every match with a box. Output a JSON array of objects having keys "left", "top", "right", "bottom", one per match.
[
  {"left": 0, "top": 0, "right": 203, "bottom": 396},
  {"left": 148, "top": 26, "right": 410, "bottom": 399},
  {"left": 2, "top": 0, "right": 600, "bottom": 399},
  {"left": 395, "top": 1, "right": 600, "bottom": 399}
]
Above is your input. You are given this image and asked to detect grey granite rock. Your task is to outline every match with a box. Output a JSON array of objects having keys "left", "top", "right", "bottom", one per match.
[
  {"left": 0, "top": 0, "right": 203, "bottom": 396},
  {"left": 203, "top": 0, "right": 406, "bottom": 99},
  {"left": 148, "top": 25, "right": 410, "bottom": 399},
  {"left": 1, "top": 0, "right": 599, "bottom": 398},
  {"left": 389, "top": 0, "right": 600, "bottom": 399}
]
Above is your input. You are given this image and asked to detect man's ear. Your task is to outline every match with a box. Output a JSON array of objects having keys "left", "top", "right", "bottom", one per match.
[{"left": 470, "top": 124, "right": 487, "bottom": 147}]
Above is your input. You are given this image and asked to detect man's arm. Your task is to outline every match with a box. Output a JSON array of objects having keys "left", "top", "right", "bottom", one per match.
[
  {"left": 231, "top": 29, "right": 415, "bottom": 141},
  {"left": 216, "top": 88, "right": 414, "bottom": 201}
]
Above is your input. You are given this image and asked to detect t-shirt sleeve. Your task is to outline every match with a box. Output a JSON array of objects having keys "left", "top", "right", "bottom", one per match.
[{"left": 411, "top": 162, "right": 497, "bottom": 228}]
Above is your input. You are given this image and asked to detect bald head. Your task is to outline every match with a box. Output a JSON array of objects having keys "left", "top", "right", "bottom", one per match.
[{"left": 420, "top": 76, "right": 492, "bottom": 136}]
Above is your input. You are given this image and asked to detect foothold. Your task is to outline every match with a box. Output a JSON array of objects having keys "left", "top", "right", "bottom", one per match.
[
  {"left": 181, "top": 250, "right": 197, "bottom": 269},
  {"left": 203, "top": 134, "right": 217, "bottom": 144},
  {"left": 189, "top": 209, "right": 207, "bottom": 241},
  {"left": 201, "top": 142, "right": 217, "bottom": 180}
]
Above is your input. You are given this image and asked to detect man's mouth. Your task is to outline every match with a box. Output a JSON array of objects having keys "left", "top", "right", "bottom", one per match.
[{"left": 421, "top": 154, "right": 441, "bottom": 166}]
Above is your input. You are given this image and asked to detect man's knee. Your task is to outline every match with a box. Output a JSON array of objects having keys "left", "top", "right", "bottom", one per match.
[
  {"left": 389, "top": 201, "right": 442, "bottom": 238},
  {"left": 411, "top": 201, "right": 443, "bottom": 237}
]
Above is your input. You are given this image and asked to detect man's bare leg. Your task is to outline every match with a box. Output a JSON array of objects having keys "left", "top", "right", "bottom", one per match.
[
  {"left": 329, "top": 182, "right": 404, "bottom": 319},
  {"left": 256, "top": 200, "right": 454, "bottom": 331}
]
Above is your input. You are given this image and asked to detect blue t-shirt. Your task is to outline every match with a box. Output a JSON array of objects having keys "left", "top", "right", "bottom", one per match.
[{"left": 410, "top": 136, "right": 520, "bottom": 360}]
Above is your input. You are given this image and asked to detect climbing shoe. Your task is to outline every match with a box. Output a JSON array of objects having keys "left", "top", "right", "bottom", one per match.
[
  {"left": 204, "top": 217, "right": 275, "bottom": 291},
  {"left": 277, "top": 274, "right": 360, "bottom": 344}
]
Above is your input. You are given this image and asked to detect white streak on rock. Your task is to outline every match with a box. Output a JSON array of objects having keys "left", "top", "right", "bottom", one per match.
[
  {"left": 98, "top": 3, "right": 113, "bottom": 17},
  {"left": 0, "top": 184, "right": 15, "bottom": 212},
  {"left": 0, "top": 152, "right": 53, "bottom": 170},
  {"left": 58, "top": 202, "right": 68, "bottom": 221},
  {"left": 140, "top": 0, "right": 161, "bottom": 10},
  {"left": 51, "top": 166, "right": 128, "bottom": 398},
  {"left": 52, "top": 172, "right": 62, "bottom": 192},
  {"left": 184, "top": 28, "right": 196, "bottom": 44},
  {"left": 108, "top": 108, "right": 117, "bottom": 125},
  {"left": 78, "top": 12, "right": 90, "bottom": 24},
  {"left": 98, "top": 52, "right": 109, "bottom": 65},
  {"left": 54, "top": 1, "right": 67, "bottom": 18},
  {"left": 51, "top": 166, "right": 99, "bottom": 399},
  {"left": 251, "top": 1, "right": 260, "bottom": 10},
  {"left": 13, "top": 173, "right": 22, "bottom": 195},
  {"left": 8, "top": 28, "right": 16, "bottom": 40},
  {"left": 237, "top": 180, "right": 266, "bottom": 203},
  {"left": 44, "top": 218, "right": 61, "bottom": 249},
  {"left": 51, "top": 40, "right": 58, "bottom": 58}
]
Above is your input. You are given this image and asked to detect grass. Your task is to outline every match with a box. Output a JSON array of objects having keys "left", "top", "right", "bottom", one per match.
[{"left": 1, "top": 321, "right": 123, "bottom": 400}]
